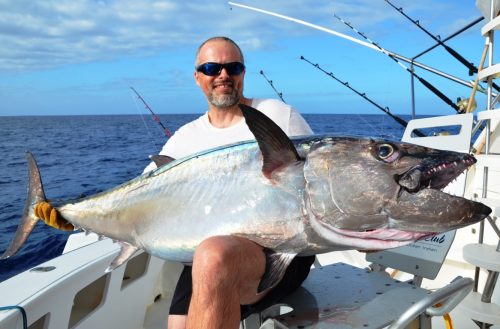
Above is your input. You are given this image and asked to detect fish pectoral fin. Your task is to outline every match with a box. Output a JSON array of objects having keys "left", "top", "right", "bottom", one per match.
[
  {"left": 105, "top": 242, "right": 139, "bottom": 272},
  {"left": 257, "top": 250, "right": 297, "bottom": 293},
  {"left": 150, "top": 154, "right": 175, "bottom": 168},
  {"left": 239, "top": 104, "right": 302, "bottom": 179}
]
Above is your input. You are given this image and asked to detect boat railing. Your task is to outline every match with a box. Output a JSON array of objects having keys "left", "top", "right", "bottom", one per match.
[
  {"left": 0, "top": 237, "right": 165, "bottom": 329},
  {"left": 454, "top": 2, "right": 500, "bottom": 325}
]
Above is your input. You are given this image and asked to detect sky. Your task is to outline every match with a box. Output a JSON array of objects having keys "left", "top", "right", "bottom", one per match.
[{"left": 0, "top": 0, "right": 495, "bottom": 116}]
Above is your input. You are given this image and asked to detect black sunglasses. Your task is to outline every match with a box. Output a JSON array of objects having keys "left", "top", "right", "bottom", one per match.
[{"left": 196, "top": 62, "right": 245, "bottom": 76}]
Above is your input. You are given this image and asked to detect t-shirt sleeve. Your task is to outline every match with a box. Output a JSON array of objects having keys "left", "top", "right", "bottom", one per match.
[
  {"left": 142, "top": 133, "right": 179, "bottom": 174},
  {"left": 288, "top": 107, "right": 313, "bottom": 135}
]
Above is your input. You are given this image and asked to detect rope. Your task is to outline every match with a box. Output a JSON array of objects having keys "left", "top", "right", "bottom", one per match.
[
  {"left": 467, "top": 38, "right": 490, "bottom": 113},
  {"left": 0, "top": 305, "right": 28, "bottom": 329}
]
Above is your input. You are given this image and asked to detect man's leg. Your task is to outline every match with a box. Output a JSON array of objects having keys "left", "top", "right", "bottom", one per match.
[{"left": 186, "top": 236, "right": 267, "bottom": 329}]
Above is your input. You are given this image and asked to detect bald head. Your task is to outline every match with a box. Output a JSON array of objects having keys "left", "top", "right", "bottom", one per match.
[{"left": 195, "top": 36, "right": 244, "bottom": 68}]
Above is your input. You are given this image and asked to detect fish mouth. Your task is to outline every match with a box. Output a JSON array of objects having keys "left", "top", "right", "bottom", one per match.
[
  {"left": 310, "top": 220, "right": 434, "bottom": 250},
  {"left": 331, "top": 226, "right": 433, "bottom": 249},
  {"left": 397, "top": 153, "right": 476, "bottom": 193}
]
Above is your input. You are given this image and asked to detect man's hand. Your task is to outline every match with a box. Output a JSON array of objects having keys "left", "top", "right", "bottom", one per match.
[{"left": 34, "top": 201, "right": 74, "bottom": 231}]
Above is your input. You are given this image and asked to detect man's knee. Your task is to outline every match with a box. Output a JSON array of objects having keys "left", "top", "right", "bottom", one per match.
[
  {"left": 191, "top": 236, "right": 266, "bottom": 296},
  {"left": 192, "top": 236, "right": 242, "bottom": 279}
]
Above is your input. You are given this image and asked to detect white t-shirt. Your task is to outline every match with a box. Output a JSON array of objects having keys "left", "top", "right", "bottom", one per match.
[{"left": 143, "top": 98, "right": 312, "bottom": 172}]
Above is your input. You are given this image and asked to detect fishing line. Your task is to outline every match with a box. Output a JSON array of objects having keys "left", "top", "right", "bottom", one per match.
[
  {"left": 301, "top": 56, "right": 425, "bottom": 138},
  {"left": 130, "top": 87, "right": 172, "bottom": 138},
  {"left": 130, "top": 90, "right": 162, "bottom": 150},
  {"left": 332, "top": 13, "right": 461, "bottom": 113}
]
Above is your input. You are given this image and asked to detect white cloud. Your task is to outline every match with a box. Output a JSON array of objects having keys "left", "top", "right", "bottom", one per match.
[{"left": 0, "top": 0, "right": 480, "bottom": 72}]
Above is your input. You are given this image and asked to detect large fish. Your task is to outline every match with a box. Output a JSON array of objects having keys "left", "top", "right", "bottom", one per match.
[{"left": 1, "top": 105, "right": 491, "bottom": 291}]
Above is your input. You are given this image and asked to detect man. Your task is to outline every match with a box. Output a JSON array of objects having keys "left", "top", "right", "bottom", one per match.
[
  {"left": 36, "top": 36, "right": 315, "bottom": 329},
  {"left": 148, "top": 36, "right": 315, "bottom": 329}
]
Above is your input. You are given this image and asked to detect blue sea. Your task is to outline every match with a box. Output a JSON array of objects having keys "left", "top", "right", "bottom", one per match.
[{"left": 0, "top": 113, "right": 413, "bottom": 282}]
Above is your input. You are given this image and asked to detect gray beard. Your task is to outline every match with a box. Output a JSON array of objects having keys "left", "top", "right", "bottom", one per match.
[{"left": 208, "top": 89, "right": 240, "bottom": 108}]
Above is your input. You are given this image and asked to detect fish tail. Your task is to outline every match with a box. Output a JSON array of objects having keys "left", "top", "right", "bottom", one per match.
[{"left": 1, "top": 152, "right": 48, "bottom": 259}]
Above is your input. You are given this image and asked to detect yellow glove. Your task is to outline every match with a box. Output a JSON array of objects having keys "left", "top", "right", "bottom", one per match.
[{"left": 34, "top": 201, "right": 74, "bottom": 231}]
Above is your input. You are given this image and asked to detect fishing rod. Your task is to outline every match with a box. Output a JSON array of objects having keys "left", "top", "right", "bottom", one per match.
[
  {"left": 413, "top": 16, "right": 484, "bottom": 60},
  {"left": 385, "top": 0, "right": 500, "bottom": 96},
  {"left": 385, "top": 0, "right": 477, "bottom": 75},
  {"left": 301, "top": 56, "right": 425, "bottom": 137},
  {"left": 260, "top": 70, "right": 286, "bottom": 103},
  {"left": 385, "top": 0, "right": 500, "bottom": 94},
  {"left": 130, "top": 87, "right": 172, "bottom": 139},
  {"left": 385, "top": 0, "right": 478, "bottom": 75},
  {"left": 228, "top": 2, "right": 477, "bottom": 92},
  {"left": 333, "top": 13, "right": 461, "bottom": 113}
]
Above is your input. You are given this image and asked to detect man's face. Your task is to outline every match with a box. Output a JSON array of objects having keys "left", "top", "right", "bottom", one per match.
[{"left": 194, "top": 40, "right": 245, "bottom": 109}]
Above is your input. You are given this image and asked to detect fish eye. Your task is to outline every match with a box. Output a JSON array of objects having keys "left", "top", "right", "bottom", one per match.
[
  {"left": 376, "top": 143, "right": 398, "bottom": 162},
  {"left": 378, "top": 144, "right": 393, "bottom": 158}
]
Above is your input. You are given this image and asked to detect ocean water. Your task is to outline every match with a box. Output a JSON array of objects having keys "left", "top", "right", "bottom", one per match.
[{"left": 0, "top": 113, "right": 410, "bottom": 282}]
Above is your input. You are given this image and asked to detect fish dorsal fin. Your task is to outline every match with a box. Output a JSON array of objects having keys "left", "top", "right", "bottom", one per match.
[
  {"left": 239, "top": 104, "right": 302, "bottom": 179},
  {"left": 150, "top": 155, "right": 175, "bottom": 168},
  {"left": 105, "top": 242, "right": 139, "bottom": 272},
  {"left": 258, "top": 250, "right": 297, "bottom": 293}
]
